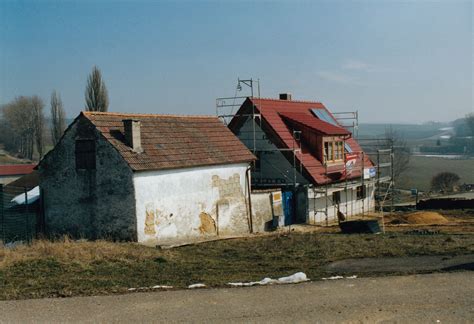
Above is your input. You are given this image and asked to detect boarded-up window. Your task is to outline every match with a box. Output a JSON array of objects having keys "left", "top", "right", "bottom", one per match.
[
  {"left": 75, "top": 140, "right": 96, "bottom": 170},
  {"left": 356, "top": 185, "right": 366, "bottom": 200}
]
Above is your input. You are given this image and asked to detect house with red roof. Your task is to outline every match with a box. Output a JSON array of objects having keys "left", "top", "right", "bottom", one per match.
[
  {"left": 0, "top": 164, "right": 36, "bottom": 185},
  {"left": 37, "top": 111, "right": 255, "bottom": 244},
  {"left": 229, "top": 94, "right": 376, "bottom": 225}
]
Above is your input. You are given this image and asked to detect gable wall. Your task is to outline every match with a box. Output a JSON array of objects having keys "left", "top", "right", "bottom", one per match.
[
  {"left": 38, "top": 116, "right": 137, "bottom": 240},
  {"left": 236, "top": 117, "right": 308, "bottom": 187}
]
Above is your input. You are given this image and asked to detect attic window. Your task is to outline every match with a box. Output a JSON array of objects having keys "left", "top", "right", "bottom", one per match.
[
  {"left": 324, "top": 141, "right": 344, "bottom": 163},
  {"left": 75, "top": 140, "right": 96, "bottom": 170}
]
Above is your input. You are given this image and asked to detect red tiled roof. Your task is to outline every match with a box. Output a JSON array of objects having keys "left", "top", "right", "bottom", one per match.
[
  {"left": 280, "top": 112, "right": 351, "bottom": 136},
  {"left": 0, "top": 164, "right": 36, "bottom": 176},
  {"left": 82, "top": 111, "right": 255, "bottom": 172},
  {"left": 232, "top": 98, "right": 373, "bottom": 185}
]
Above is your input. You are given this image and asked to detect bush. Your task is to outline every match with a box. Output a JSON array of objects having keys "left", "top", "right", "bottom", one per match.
[{"left": 431, "top": 172, "right": 460, "bottom": 192}]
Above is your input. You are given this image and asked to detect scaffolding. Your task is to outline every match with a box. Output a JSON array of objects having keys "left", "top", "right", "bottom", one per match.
[{"left": 216, "top": 79, "right": 394, "bottom": 227}]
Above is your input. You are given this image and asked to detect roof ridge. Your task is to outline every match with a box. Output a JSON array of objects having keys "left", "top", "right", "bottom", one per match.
[
  {"left": 82, "top": 111, "right": 218, "bottom": 119},
  {"left": 251, "top": 97, "right": 325, "bottom": 105}
]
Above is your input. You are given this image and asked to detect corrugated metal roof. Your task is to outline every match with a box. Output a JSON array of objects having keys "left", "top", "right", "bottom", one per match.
[
  {"left": 83, "top": 111, "right": 255, "bottom": 172},
  {"left": 236, "top": 98, "right": 373, "bottom": 185},
  {"left": 0, "top": 164, "right": 36, "bottom": 177}
]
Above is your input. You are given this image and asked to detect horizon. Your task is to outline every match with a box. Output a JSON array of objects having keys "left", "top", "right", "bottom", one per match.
[{"left": 1, "top": 1, "right": 472, "bottom": 123}]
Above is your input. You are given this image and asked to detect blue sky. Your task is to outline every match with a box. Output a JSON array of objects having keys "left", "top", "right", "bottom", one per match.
[{"left": 0, "top": 0, "right": 472, "bottom": 123}]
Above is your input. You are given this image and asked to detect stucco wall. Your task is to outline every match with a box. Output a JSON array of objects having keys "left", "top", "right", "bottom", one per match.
[
  {"left": 134, "top": 163, "right": 251, "bottom": 244},
  {"left": 307, "top": 184, "right": 376, "bottom": 224},
  {"left": 38, "top": 116, "right": 137, "bottom": 240},
  {"left": 251, "top": 190, "right": 283, "bottom": 232}
]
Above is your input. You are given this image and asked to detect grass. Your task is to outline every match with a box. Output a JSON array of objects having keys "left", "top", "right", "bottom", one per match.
[
  {"left": 397, "top": 156, "right": 474, "bottom": 191},
  {"left": 1, "top": 232, "right": 474, "bottom": 300}
]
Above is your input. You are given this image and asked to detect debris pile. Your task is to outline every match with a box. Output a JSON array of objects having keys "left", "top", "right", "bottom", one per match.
[{"left": 405, "top": 212, "right": 448, "bottom": 225}]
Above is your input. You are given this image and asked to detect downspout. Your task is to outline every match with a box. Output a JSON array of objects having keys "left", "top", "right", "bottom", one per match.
[{"left": 245, "top": 165, "right": 253, "bottom": 233}]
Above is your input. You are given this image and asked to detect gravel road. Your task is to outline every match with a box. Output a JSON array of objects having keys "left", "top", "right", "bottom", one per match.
[{"left": 1, "top": 272, "right": 473, "bottom": 323}]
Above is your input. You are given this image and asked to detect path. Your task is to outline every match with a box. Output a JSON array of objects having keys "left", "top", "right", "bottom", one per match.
[{"left": 1, "top": 272, "right": 473, "bottom": 323}]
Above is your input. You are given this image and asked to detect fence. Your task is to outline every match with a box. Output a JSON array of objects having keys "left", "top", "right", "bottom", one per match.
[{"left": 0, "top": 184, "right": 42, "bottom": 244}]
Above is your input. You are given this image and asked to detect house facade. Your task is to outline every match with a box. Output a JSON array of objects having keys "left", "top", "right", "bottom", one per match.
[
  {"left": 229, "top": 95, "right": 376, "bottom": 225},
  {"left": 38, "top": 111, "right": 255, "bottom": 245}
]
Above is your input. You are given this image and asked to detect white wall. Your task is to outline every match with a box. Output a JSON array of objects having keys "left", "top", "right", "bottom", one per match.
[
  {"left": 307, "top": 184, "right": 375, "bottom": 224},
  {"left": 134, "top": 163, "right": 251, "bottom": 244},
  {"left": 251, "top": 190, "right": 283, "bottom": 232}
]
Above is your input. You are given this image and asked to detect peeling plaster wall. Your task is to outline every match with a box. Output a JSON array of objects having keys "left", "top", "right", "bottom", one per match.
[
  {"left": 251, "top": 190, "right": 283, "bottom": 232},
  {"left": 308, "top": 184, "right": 376, "bottom": 224},
  {"left": 38, "top": 116, "right": 137, "bottom": 240},
  {"left": 134, "top": 163, "right": 250, "bottom": 244}
]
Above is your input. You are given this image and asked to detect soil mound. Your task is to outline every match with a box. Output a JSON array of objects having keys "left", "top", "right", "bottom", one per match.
[{"left": 405, "top": 212, "right": 448, "bottom": 225}]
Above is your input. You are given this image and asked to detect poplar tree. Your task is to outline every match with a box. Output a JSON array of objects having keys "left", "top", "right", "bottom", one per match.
[
  {"left": 50, "top": 90, "right": 66, "bottom": 145},
  {"left": 85, "top": 66, "right": 109, "bottom": 112}
]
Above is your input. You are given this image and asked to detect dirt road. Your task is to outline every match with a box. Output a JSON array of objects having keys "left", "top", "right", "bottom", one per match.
[{"left": 1, "top": 272, "right": 473, "bottom": 323}]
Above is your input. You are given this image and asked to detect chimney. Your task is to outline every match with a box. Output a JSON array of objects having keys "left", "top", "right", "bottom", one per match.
[
  {"left": 279, "top": 93, "right": 292, "bottom": 101},
  {"left": 123, "top": 119, "right": 143, "bottom": 153}
]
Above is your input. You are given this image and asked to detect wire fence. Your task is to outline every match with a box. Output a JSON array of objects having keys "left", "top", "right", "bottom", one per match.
[{"left": 0, "top": 184, "right": 41, "bottom": 244}]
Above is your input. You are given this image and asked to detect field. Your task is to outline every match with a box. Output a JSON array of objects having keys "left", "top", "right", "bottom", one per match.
[
  {"left": 1, "top": 210, "right": 474, "bottom": 300},
  {"left": 397, "top": 156, "right": 474, "bottom": 191}
]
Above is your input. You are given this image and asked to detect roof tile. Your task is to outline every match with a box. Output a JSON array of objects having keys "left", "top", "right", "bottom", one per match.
[{"left": 83, "top": 112, "right": 255, "bottom": 172}]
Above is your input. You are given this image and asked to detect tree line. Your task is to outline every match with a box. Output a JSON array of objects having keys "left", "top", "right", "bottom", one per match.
[{"left": 0, "top": 66, "right": 109, "bottom": 161}]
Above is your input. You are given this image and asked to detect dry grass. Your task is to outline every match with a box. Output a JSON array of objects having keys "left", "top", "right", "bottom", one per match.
[
  {"left": 0, "top": 237, "right": 162, "bottom": 268},
  {"left": 1, "top": 232, "right": 474, "bottom": 300}
]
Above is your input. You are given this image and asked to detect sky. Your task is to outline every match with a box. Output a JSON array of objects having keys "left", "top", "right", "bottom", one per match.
[{"left": 0, "top": 0, "right": 472, "bottom": 124}]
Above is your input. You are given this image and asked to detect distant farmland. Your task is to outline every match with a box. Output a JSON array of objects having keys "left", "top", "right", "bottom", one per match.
[{"left": 397, "top": 156, "right": 474, "bottom": 191}]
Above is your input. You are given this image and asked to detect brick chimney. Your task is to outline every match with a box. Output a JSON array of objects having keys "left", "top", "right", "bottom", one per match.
[
  {"left": 279, "top": 93, "right": 292, "bottom": 101},
  {"left": 123, "top": 119, "right": 143, "bottom": 153}
]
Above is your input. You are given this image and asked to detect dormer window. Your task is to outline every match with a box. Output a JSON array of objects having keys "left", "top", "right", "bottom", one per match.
[{"left": 324, "top": 140, "right": 344, "bottom": 163}]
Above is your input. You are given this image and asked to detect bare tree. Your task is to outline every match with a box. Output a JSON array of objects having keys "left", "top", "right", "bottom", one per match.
[
  {"left": 50, "top": 90, "right": 66, "bottom": 145},
  {"left": 32, "top": 96, "right": 45, "bottom": 159},
  {"left": 2, "top": 96, "right": 45, "bottom": 160},
  {"left": 85, "top": 66, "right": 109, "bottom": 112},
  {"left": 380, "top": 127, "right": 411, "bottom": 179},
  {"left": 431, "top": 172, "right": 460, "bottom": 192}
]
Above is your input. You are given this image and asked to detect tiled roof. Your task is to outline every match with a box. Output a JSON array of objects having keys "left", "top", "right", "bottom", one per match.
[
  {"left": 0, "top": 164, "right": 36, "bottom": 176},
  {"left": 232, "top": 98, "right": 373, "bottom": 185},
  {"left": 280, "top": 112, "right": 351, "bottom": 136},
  {"left": 83, "top": 111, "right": 255, "bottom": 172}
]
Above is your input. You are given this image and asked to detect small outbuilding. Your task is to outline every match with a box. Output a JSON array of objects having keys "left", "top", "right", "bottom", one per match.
[{"left": 37, "top": 111, "right": 255, "bottom": 245}]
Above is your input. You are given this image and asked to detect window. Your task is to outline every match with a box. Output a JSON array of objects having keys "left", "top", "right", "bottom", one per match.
[
  {"left": 312, "top": 109, "right": 338, "bottom": 126},
  {"left": 344, "top": 142, "right": 353, "bottom": 153},
  {"left": 75, "top": 140, "right": 96, "bottom": 170},
  {"left": 254, "top": 152, "right": 261, "bottom": 172},
  {"left": 324, "top": 141, "right": 344, "bottom": 163},
  {"left": 356, "top": 185, "right": 366, "bottom": 200},
  {"left": 332, "top": 191, "right": 341, "bottom": 205}
]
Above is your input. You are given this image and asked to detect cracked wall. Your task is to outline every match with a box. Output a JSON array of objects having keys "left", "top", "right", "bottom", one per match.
[{"left": 134, "top": 163, "right": 250, "bottom": 245}]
